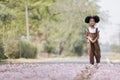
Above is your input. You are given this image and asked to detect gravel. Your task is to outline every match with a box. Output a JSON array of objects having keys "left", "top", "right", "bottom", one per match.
[{"left": 0, "top": 63, "right": 120, "bottom": 80}]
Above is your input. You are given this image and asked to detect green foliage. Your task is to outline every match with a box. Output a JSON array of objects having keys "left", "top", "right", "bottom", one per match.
[
  {"left": 0, "top": 0, "right": 104, "bottom": 58},
  {"left": 41, "top": 0, "right": 100, "bottom": 55},
  {"left": 19, "top": 40, "right": 37, "bottom": 58},
  {"left": 0, "top": 4, "right": 15, "bottom": 25},
  {"left": 0, "top": 42, "right": 6, "bottom": 59},
  {"left": 4, "top": 39, "right": 37, "bottom": 59},
  {"left": 5, "top": 40, "right": 19, "bottom": 58},
  {"left": 39, "top": 40, "right": 56, "bottom": 53}
]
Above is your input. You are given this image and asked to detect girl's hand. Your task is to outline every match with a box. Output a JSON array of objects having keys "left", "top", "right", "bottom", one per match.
[
  {"left": 87, "top": 36, "right": 90, "bottom": 40},
  {"left": 91, "top": 40, "right": 96, "bottom": 43},
  {"left": 87, "top": 37, "right": 93, "bottom": 42}
]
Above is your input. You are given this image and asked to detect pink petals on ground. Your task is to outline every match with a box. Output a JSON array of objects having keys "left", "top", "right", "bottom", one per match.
[{"left": 0, "top": 63, "right": 120, "bottom": 80}]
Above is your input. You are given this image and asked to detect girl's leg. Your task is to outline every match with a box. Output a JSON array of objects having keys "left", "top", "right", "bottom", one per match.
[
  {"left": 94, "top": 43, "right": 101, "bottom": 63},
  {"left": 88, "top": 42, "right": 94, "bottom": 64},
  {"left": 94, "top": 53, "right": 101, "bottom": 63},
  {"left": 89, "top": 53, "right": 94, "bottom": 64}
]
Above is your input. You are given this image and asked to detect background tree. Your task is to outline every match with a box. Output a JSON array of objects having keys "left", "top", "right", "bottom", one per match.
[{"left": 0, "top": 0, "right": 104, "bottom": 58}]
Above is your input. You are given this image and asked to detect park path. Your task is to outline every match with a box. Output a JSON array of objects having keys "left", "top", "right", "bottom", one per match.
[
  {"left": 0, "top": 58, "right": 120, "bottom": 80},
  {"left": 0, "top": 52, "right": 120, "bottom": 80}
]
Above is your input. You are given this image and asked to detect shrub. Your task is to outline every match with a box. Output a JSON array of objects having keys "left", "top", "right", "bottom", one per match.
[
  {"left": 0, "top": 42, "right": 7, "bottom": 59},
  {"left": 4, "top": 40, "right": 19, "bottom": 58},
  {"left": 39, "top": 40, "right": 56, "bottom": 53},
  {"left": 19, "top": 40, "right": 37, "bottom": 58}
]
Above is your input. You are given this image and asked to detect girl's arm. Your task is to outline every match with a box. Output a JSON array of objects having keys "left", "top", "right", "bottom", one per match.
[
  {"left": 86, "top": 29, "right": 89, "bottom": 39},
  {"left": 92, "top": 31, "right": 100, "bottom": 43},
  {"left": 86, "top": 29, "right": 93, "bottom": 42}
]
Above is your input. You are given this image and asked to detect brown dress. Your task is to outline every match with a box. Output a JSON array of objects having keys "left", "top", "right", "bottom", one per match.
[{"left": 86, "top": 27, "right": 101, "bottom": 64}]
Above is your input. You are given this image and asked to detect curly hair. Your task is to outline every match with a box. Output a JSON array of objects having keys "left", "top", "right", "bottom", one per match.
[{"left": 85, "top": 15, "right": 100, "bottom": 23}]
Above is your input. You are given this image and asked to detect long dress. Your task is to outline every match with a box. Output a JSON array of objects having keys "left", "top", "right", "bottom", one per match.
[{"left": 86, "top": 27, "right": 101, "bottom": 64}]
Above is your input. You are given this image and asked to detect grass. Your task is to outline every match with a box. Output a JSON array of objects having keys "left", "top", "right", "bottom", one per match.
[
  {"left": 106, "top": 52, "right": 120, "bottom": 60},
  {"left": 1, "top": 52, "right": 120, "bottom": 64}
]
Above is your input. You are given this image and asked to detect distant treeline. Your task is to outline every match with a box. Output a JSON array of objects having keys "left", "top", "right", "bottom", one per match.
[{"left": 0, "top": 0, "right": 105, "bottom": 59}]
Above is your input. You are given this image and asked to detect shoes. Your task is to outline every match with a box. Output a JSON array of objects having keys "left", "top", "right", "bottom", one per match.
[{"left": 94, "top": 63, "right": 101, "bottom": 68}]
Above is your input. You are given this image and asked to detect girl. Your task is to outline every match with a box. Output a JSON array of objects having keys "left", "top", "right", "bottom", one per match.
[{"left": 85, "top": 15, "right": 101, "bottom": 65}]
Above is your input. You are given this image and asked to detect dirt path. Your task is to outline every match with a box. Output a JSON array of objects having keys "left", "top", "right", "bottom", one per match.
[
  {"left": 74, "top": 64, "right": 99, "bottom": 80},
  {"left": 0, "top": 63, "right": 120, "bottom": 80}
]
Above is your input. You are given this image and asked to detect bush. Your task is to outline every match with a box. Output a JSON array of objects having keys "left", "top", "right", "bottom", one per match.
[
  {"left": 5, "top": 40, "right": 19, "bottom": 58},
  {"left": 39, "top": 40, "right": 56, "bottom": 53},
  {"left": 19, "top": 40, "right": 37, "bottom": 58},
  {"left": 5, "top": 39, "right": 37, "bottom": 59},
  {"left": 0, "top": 42, "right": 7, "bottom": 59},
  {"left": 73, "top": 41, "right": 83, "bottom": 56}
]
